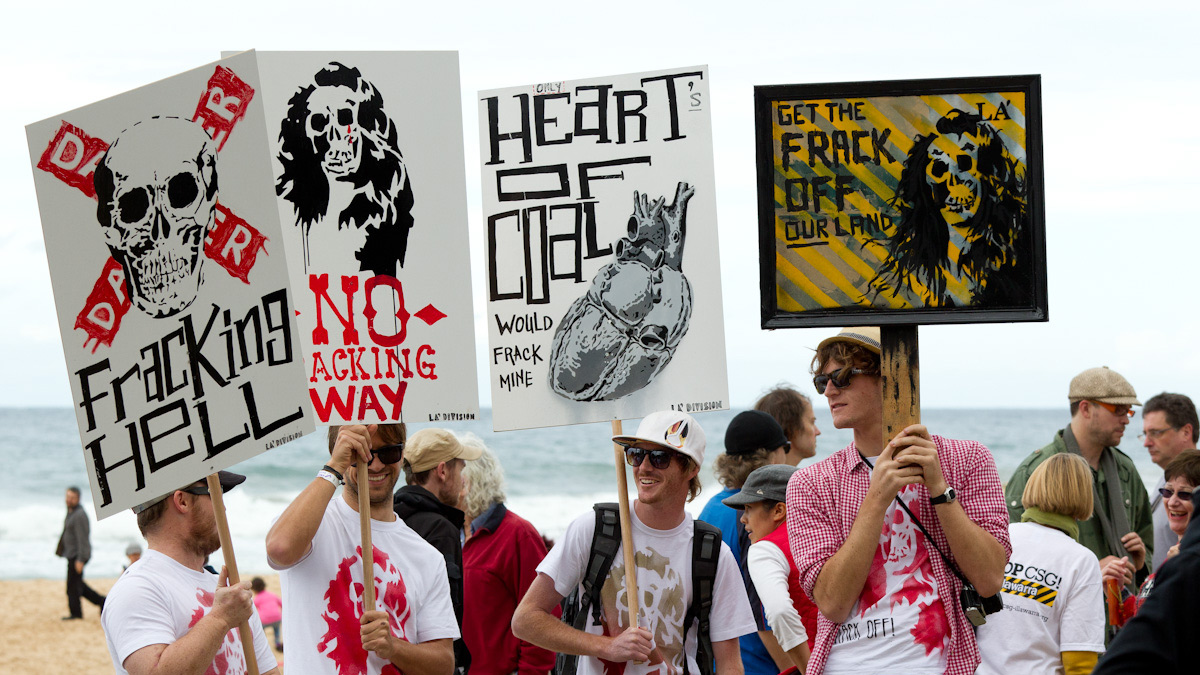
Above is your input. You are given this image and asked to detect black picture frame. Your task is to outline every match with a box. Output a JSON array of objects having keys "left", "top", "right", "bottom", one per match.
[{"left": 755, "top": 74, "right": 1046, "bottom": 329}]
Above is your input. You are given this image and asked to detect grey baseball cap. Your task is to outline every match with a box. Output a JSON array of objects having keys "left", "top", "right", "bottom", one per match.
[{"left": 722, "top": 464, "right": 798, "bottom": 508}]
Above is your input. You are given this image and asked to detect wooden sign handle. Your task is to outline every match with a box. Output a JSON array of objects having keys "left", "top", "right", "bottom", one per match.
[
  {"left": 880, "top": 324, "right": 921, "bottom": 446},
  {"left": 358, "top": 462, "right": 376, "bottom": 612},
  {"left": 610, "top": 419, "right": 641, "bottom": 628},
  {"left": 205, "top": 473, "right": 259, "bottom": 675}
]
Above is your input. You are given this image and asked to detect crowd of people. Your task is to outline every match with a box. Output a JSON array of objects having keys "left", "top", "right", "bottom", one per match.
[{"left": 72, "top": 325, "right": 1200, "bottom": 674}]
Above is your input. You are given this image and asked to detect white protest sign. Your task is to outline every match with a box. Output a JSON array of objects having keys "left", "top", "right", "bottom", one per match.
[
  {"left": 27, "top": 51, "right": 314, "bottom": 519},
  {"left": 253, "top": 52, "right": 479, "bottom": 425},
  {"left": 479, "top": 66, "right": 729, "bottom": 431}
]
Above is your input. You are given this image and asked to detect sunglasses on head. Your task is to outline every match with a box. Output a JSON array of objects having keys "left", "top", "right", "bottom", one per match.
[
  {"left": 1159, "top": 486, "right": 1194, "bottom": 501},
  {"left": 352, "top": 443, "right": 404, "bottom": 466},
  {"left": 813, "top": 367, "right": 866, "bottom": 394},
  {"left": 1090, "top": 400, "right": 1134, "bottom": 419},
  {"left": 624, "top": 447, "right": 685, "bottom": 470}
]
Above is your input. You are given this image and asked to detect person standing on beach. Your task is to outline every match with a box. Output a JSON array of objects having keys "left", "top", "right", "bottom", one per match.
[
  {"left": 1006, "top": 367, "right": 1154, "bottom": 588},
  {"left": 1140, "top": 392, "right": 1198, "bottom": 570},
  {"left": 698, "top": 409, "right": 794, "bottom": 675},
  {"left": 57, "top": 485, "right": 105, "bottom": 620},
  {"left": 266, "top": 424, "right": 457, "bottom": 675},
  {"left": 512, "top": 410, "right": 756, "bottom": 675},
  {"left": 458, "top": 435, "right": 556, "bottom": 675},
  {"left": 755, "top": 385, "right": 822, "bottom": 465},
  {"left": 786, "top": 326, "right": 1011, "bottom": 675},
  {"left": 101, "top": 471, "right": 279, "bottom": 675},
  {"left": 394, "top": 428, "right": 482, "bottom": 675}
]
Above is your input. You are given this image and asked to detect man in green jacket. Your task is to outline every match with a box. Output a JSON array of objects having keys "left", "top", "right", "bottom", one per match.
[{"left": 1006, "top": 366, "right": 1154, "bottom": 587}]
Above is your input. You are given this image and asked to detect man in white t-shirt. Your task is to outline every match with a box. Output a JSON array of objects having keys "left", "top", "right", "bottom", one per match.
[
  {"left": 512, "top": 410, "right": 757, "bottom": 675},
  {"left": 102, "top": 471, "right": 278, "bottom": 675},
  {"left": 266, "top": 423, "right": 458, "bottom": 675}
]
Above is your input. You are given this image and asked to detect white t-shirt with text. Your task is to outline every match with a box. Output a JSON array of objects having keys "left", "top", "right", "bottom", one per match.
[
  {"left": 272, "top": 497, "right": 459, "bottom": 675},
  {"left": 538, "top": 504, "right": 756, "bottom": 675},
  {"left": 976, "top": 522, "right": 1105, "bottom": 675},
  {"left": 102, "top": 549, "right": 277, "bottom": 675}
]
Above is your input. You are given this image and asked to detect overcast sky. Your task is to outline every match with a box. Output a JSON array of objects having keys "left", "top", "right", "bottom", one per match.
[{"left": 3, "top": 1, "right": 1197, "bottom": 411}]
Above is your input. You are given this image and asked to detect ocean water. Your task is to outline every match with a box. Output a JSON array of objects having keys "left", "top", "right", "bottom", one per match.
[{"left": 0, "top": 406, "right": 1165, "bottom": 580}]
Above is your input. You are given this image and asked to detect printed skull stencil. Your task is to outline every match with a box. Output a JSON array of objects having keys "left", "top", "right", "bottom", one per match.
[
  {"left": 93, "top": 117, "right": 218, "bottom": 318},
  {"left": 549, "top": 182, "right": 694, "bottom": 401}
]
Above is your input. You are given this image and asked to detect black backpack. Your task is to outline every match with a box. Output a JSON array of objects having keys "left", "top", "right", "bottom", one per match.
[{"left": 554, "top": 503, "right": 722, "bottom": 675}]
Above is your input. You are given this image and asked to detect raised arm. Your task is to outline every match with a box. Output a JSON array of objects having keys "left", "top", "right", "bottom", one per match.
[{"left": 265, "top": 425, "right": 372, "bottom": 567}]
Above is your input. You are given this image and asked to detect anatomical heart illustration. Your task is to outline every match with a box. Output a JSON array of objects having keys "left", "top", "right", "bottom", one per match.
[{"left": 550, "top": 182, "right": 694, "bottom": 401}]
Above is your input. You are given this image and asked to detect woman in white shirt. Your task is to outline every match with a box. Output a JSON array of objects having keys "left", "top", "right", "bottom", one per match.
[{"left": 977, "top": 453, "right": 1105, "bottom": 675}]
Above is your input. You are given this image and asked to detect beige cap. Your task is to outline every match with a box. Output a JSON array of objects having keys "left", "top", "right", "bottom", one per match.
[
  {"left": 817, "top": 327, "right": 881, "bottom": 355},
  {"left": 403, "top": 429, "right": 482, "bottom": 473},
  {"left": 1068, "top": 366, "right": 1140, "bottom": 406}
]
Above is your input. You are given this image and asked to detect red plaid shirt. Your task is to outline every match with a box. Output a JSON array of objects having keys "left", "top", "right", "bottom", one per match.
[{"left": 785, "top": 436, "right": 1011, "bottom": 675}]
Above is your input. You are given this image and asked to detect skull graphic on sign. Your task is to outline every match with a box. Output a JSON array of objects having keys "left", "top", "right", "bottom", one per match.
[{"left": 93, "top": 117, "right": 218, "bottom": 319}]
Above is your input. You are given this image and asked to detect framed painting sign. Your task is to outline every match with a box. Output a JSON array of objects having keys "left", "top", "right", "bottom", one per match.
[{"left": 755, "top": 74, "right": 1046, "bottom": 328}]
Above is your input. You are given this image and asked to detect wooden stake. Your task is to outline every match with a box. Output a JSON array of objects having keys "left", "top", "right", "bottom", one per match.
[
  {"left": 205, "top": 473, "right": 259, "bottom": 675},
  {"left": 880, "top": 324, "right": 921, "bottom": 446},
  {"left": 610, "top": 419, "right": 640, "bottom": 628},
  {"left": 358, "top": 462, "right": 376, "bottom": 612}
]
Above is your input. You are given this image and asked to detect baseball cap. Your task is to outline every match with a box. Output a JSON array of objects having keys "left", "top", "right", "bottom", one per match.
[
  {"left": 1068, "top": 366, "right": 1141, "bottom": 406},
  {"left": 404, "top": 428, "right": 482, "bottom": 473},
  {"left": 131, "top": 470, "right": 246, "bottom": 514},
  {"left": 817, "top": 326, "right": 881, "bottom": 355},
  {"left": 722, "top": 464, "right": 798, "bottom": 508},
  {"left": 725, "top": 410, "right": 788, "bottom": 456},
  {"left": 612, "top": 410, "right": 706, "bottom": 465}
]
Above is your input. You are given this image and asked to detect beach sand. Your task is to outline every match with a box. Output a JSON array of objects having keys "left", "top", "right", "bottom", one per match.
[{"left": 1, "top": 573, "right": 284, "bottom": 674}]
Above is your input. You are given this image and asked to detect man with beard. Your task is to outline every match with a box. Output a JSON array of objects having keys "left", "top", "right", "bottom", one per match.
[
  {"left": 394, "top": 428, "right": 482, "bottom": 675},
  {"left": 266, "top": 424, "right": 457, "bottom": 675},
  {"left": 1007, "top": 367, "right": 1154, "bottom": 588},
  {"left": 102, "top": 471, "right": 279, "bottom": 675}
]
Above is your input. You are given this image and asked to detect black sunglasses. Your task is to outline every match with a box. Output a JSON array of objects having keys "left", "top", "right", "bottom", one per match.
[
  {"left": 813, "top": 367, "right": 866, "bottom": 393},
  {"left": 624, "top": 447, "right": 685, "bottom": 470},
  {"left": 352, "top": 443, "right": 404, "bottom": 467},
  {"left": 1159, "top": 486, "right": 1194, "bottom": 501}
]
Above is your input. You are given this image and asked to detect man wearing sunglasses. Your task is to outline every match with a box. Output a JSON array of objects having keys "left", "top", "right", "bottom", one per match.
[
  {"left": 266, "top": 424, "right": 458, "bottom": 675},
  {"left": 1006, "top": 367, "right": 1155, "bottom": 590},
  {"left": 395, "top": 428, "right": 483, "bottom": 675},
  {"left": 513, "top": 410, "right": 756, "bottom": 675},
  {"left": 785, "top": 327, "right": 1011, "bottom": 675},
  {"left": 102, "top": 471, "right": 280, "bottom": 675},
  {"left": 1140, "top": 393, "right": 1199, "bottom": 570}
]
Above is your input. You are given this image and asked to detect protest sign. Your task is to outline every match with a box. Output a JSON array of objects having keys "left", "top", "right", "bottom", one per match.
[
  {"left": 254, "top": 52, "right": 479, "bottom": 425},
  {"left": 27, "top": 51, "right": 314, "bottom": 519},
  {"left": 479, "top": 66, "right": 729, "bottom": 432},
  {"left": 755, "top": 75, "right": 1046, "bottom": 328}
]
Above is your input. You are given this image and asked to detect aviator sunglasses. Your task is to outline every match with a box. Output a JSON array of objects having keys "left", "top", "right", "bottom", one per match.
[
  {"left": 813, "top": 367, "right": 866, "bottom": 394},
  {"left": 624, "top": 447, "right": 686, "bottom": 470},
  {"left": 352, "top": 442, "right": 404, "bottom": 466},
  {"left": 1159, "top": 486, "right": 1194, "bottom": 502}
]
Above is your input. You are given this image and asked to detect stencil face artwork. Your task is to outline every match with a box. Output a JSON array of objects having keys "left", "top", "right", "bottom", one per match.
[
  {"left": 872, "top": 109, "right": 1028, "bottom": 308},
  {"left": 548, "top": 182, "right": 695, "bottom": 401},
  {"left": 276, "top": 62, "right": 415, "bottom": 277},
  {"left": 93, "top": 117, "right": 218, "bottom": 319}
]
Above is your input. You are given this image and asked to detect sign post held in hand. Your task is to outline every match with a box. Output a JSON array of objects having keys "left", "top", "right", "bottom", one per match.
[
  {"left": 880, "top": 325, "right": 921, "bottom": 447},
  {"left": 358, "top": 461, "right": 376, "bottom": 612},
  {"left": 205, "top": 473, "right": 259, "bottom": 675},
  {"left": 610, "top": 420, "right": 641, "bottom": 628}
]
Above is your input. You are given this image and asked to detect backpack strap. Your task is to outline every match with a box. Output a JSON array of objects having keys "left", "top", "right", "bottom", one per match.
[
  {"left": 554, "top": 503, "right": 621, "bottom": 675},
  {"left": 684, "top": 519, "right": 721, "bottom": 675}
]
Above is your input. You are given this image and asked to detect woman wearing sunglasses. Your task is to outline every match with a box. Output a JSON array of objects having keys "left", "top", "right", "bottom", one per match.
[{"left": 1105, "top": 449, "right": 1200, "bottom": 611}]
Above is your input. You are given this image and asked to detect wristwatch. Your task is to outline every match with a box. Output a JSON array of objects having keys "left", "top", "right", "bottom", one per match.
[{"left": 930, "top": 486, "right": 957, "bottom": 505}]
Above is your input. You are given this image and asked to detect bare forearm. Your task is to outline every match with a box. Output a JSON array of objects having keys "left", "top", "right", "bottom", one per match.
[
  {"left": 813, "top": 496, "right": 886, "bottom": 623},
  {"left": 713, "top": 638, "right": 744, "bottom": 675},
  {"left": 934, "top": 502, "right": 1006, "bottom": 596},
  {"left": 787, "top": 642, "right": 810, "bottom": 672},
  {"left": 758, "top": 630, "right": 790, "bottom": 671},
  {"left": 383, "top": 637, "right": 453, "bottom": 675},
  {"left": 128, "top": 614, "right": 233, "bottom": 675},
  {"left": 265, "top": 477, "right": 336, "bottom": 566},
  {"left": 513, "top": 602, "right": 607, "bottom": 657}
]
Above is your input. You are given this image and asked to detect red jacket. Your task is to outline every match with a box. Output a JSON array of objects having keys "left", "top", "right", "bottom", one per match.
[{"left": 463, "top": 504, "right": 557, "bottom": 675}]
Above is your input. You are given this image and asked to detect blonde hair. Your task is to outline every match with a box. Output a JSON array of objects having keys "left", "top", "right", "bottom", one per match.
[{"left": 1022, "top": 453, "right": 1093, "bottom": 520}]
